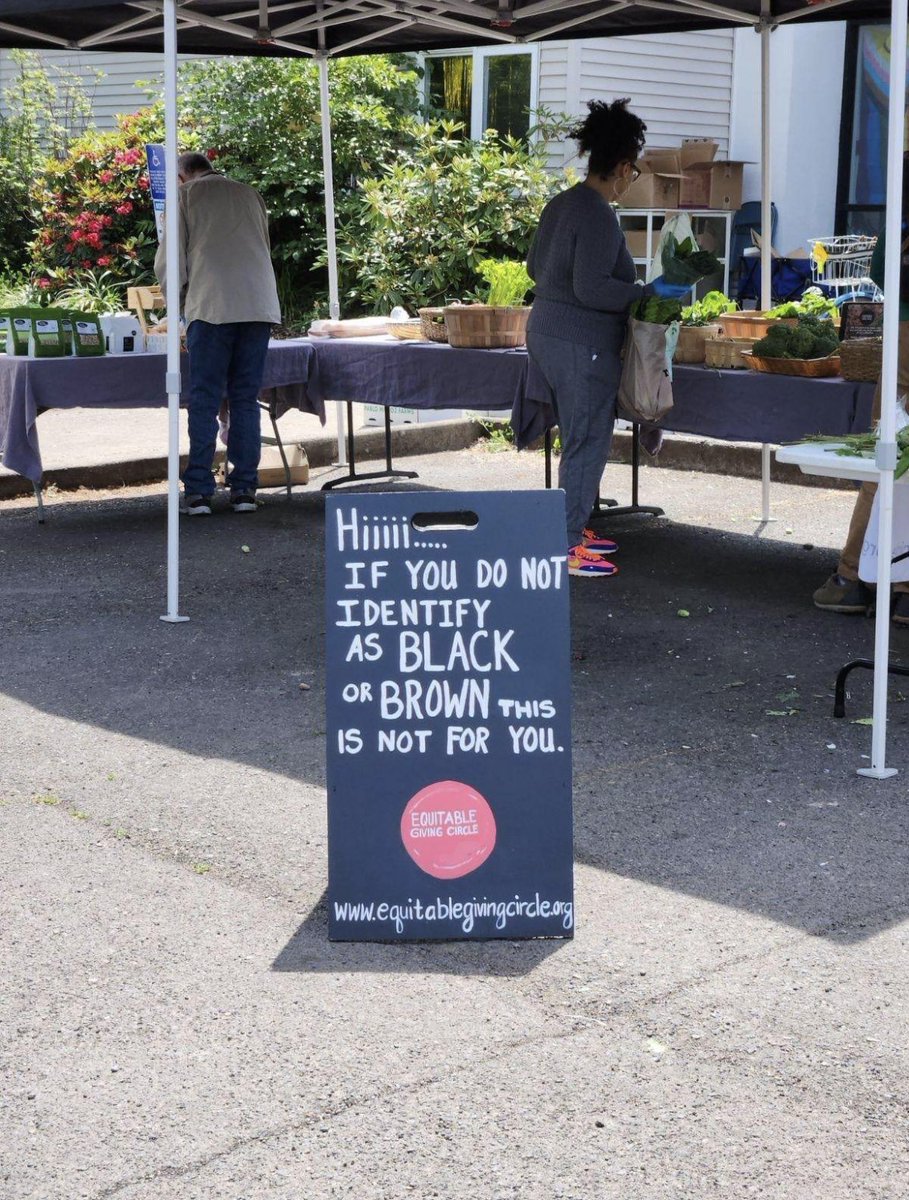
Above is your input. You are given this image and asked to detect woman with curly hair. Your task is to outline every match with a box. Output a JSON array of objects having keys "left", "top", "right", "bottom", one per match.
[{"left": 527, "top": 98, "right": 688, "bottom": 578}]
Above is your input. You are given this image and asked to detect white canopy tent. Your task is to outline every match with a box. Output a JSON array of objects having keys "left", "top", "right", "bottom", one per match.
[{"left": 1, "top": 0, "right": 904, "bottom": 775}]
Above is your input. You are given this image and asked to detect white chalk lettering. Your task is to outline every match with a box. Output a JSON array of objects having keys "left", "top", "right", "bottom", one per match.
[
  {"left": 508, "top": 725, "right": 557, "bottom": 753},
  {"left": 445, "top": 726, "right": 490, "bottom": 754},
  {"left": 520, "top": 556, "right": 565, "bottom": 590},
  {"left": 379, "top": 678, "right": 490, "bottom": 721},
  {"left": 398, "top": 630, "right": 519, "bottom": 673},
  {"left": 345, "top": 633, "right": 383, "bottom": 663},
  {"left": 404, "top": 559, "right": 458, "bottom": 591},
  {"left": 477, "top": 559, "right": 508, "bottom": 588}
]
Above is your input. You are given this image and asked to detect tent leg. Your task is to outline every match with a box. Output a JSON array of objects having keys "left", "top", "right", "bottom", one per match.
[
  {"left": 856, "top": 0, "right": 907, "bottom": 778},
  {"left": 757, "top": 8, "right": 774, "bottom": 528},
  {"left": 317, "top": 52, "right": 345, "bottom": 468},
  {"left": 160, "top": 0, "right": 188, "bottom": 625}
]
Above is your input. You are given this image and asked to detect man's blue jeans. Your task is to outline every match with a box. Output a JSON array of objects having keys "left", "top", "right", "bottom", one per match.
[{"left": 183, "top": 319, "right": 271, "bottom": 497}]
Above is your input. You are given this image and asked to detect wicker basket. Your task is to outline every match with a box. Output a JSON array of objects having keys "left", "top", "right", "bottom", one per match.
[
  {"left": 443, "top": 304, "right": 529, "bottom": 349},
  {"left": 674, "top": 323, "right": 722, "bottom": 365},
  {"left": 387, "top": 319, "right": 424, "bottom": 341},
  {"left": 717, "top": 312, "right": 783, "bottom": 339},
  {"left": 839, "top": 337, "right": 882, "bottom": 382},
  {"left": 742, "top": 352, "right": 841, "bottom": 378},
  {"left": 418, "top": 307, "right": 449, "bottom": 343},
  {"left": 704, "top": 335, "right": 758, "bottom": 369}
]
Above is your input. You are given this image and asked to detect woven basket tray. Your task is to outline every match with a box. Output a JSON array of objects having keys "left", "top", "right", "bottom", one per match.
[
  {"left": 839, "top": 337, "right": 882, "bottom": 382},
  {"left": 418, "top": 307, "right": 449, "bottom": 343},
  {"left": 742, "top": 352, "right": 840, "bottom": 377},
  {"left": 674, "top": 323, "right": 722, "bottom": 364},
  {"left": 444, "top": 304, "right": 529, "bottom": 349},
  {"left": 704, "top": 335, "right": 758, "bottom": 369},
  {"left": 717, "top": 312, "right": 784, "bottom": 339},
  {"left": 387, "top": 319, "right": 424, "bottom": 341}
]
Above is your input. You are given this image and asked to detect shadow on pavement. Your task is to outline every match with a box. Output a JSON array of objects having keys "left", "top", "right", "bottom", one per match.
[{"left": 2, "top": 483, "right": 908, "bottom": 947}]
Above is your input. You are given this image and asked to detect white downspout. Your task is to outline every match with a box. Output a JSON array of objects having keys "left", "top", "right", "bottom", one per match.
[
  {"left": 858, "top": 0, "right": 907, "bottom": 780},
  {"left": 160, "top": 0, "right": 188, "bottom": 624}
]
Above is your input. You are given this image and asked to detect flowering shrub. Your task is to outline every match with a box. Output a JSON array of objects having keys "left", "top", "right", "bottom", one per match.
[{"left": 28, "top": 107, "right": 180, "bottom": 290}]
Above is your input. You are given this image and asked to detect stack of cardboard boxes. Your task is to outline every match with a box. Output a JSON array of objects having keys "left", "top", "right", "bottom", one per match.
[{"left": 620, "top": 138, "right": 746, "bottom": 212}]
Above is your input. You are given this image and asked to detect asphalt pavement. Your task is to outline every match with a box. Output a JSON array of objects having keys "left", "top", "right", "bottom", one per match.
[{"left": 1, "top": 445, "right": 908, "bottom": 1200}]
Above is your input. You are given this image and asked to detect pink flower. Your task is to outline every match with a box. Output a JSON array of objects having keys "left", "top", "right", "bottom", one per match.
[
  {"left": 37, "top": 278, "right": 50, "bottom": 289},
  {"left": 98, "top": 170, "right": 114, "bottom": 184},
  {"left": 96, "top": 256, "right": 111, "bottom": 266},
  {"left": 115, "top": 201, "right": 133, "bottom": 215}
]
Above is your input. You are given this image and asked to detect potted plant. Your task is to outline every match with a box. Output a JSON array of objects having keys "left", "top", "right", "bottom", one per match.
[{"left": 444, "top": 259, "right": 532, "bottom": 349}]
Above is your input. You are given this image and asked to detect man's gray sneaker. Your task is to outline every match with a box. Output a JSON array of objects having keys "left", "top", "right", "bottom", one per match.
[{"left": 180, "top": 493, "right": 213, "bottom": 516}]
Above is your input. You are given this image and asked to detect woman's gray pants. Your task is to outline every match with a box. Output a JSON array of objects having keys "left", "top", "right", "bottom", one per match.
[{"left": 526, "top": 325, "right": 624, "bottom": 549}]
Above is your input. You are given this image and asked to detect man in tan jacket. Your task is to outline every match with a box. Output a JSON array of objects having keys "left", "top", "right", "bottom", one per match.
[{"left": 154, "top": 152, "right": 281, "bottom": 514}]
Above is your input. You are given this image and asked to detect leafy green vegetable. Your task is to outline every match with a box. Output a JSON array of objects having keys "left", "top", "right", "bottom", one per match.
[
  {"left": 661, "top": 233, "right": 723, "bottom": 286},
  {"left": 630, "top": 294, "right": 684, "bottom": 324},
  {"left": 477, "top": 259, "right": 532, "bottom": 307},
  {"left": 682, "top": 290, "right": 738, "bottom": 326},
  {"left": 802, "top": 427, "right": 909, "bottom": 480},
  {"left": 766, "top": 287, "right": 838, "bottom": 321}
]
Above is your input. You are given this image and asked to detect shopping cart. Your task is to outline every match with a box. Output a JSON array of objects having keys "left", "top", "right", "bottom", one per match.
[{"left": 809, "top": 234, "right": 881, "bottom": 299}]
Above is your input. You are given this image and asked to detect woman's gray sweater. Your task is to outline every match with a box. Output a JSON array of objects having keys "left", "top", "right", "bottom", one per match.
[{"left": 527, "top": 183, "right": 641, "bottom": 346}]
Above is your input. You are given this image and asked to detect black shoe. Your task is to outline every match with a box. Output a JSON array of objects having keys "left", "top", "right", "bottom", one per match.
[
  {"left": 180, "top": 493, "right": 212, "bottom": 516},
  {"left": 231, "top": 493, "right": 257, "bottom": 513},
  {"left": 812, "top": 573, "right": 871, "bottom": 613},
  {"left": 893, "top": 594, "right": 909, "bottom": 626}
]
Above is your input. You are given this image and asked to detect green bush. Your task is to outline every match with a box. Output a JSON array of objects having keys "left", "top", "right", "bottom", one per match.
[
  {"left": 0, "top": 50, "right": 95, "bottom": 275},
  {"left": 178, "top": 55, "right": 421, "bottom": 325},
  {"left": 336, "top": 119, "right": 561, "bottom": 312}
]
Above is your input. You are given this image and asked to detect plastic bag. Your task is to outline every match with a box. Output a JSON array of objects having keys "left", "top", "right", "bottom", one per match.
[
  {"left": 617, "top": 317, "right": 680, "bottom": 424},
  {"left": 647, "top": 214, "right": 697, "bottom": 282}
]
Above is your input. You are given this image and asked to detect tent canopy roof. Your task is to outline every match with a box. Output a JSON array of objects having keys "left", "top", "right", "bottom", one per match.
[{"left": 0, "top": 0, "right": 892, "bottom": 59}]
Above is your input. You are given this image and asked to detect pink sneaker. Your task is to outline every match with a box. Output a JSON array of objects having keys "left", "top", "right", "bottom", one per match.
[
  {"left": 581, "top": 527, "right": 618, "bottom": 555},
  {"left": 568, "top": 545, "right": 618, "bottom": 578}
]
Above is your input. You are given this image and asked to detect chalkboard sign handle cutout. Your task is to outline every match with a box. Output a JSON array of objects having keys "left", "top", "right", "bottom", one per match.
[{"left": 412, "top": 510, "right": 479, "bottom": 532}]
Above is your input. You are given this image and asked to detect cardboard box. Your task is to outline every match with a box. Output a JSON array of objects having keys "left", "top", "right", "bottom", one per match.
[
  {"left": 620, "top": 140, "right": 719, "bottom": 210},
  {"left": 679, "top": 161, "right": 746, "bottom": 211},
  {"left": 219, "top": 443, "right": 309, "bottom": 488},
  {"left": 620, "top": 170, "right": 682, "bottom": 210},
  {"left": 623, "top": 229, "right": 662, "bottom": 259}
]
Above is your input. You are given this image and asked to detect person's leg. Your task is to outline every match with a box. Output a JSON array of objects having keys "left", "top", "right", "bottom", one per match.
[
  {"left": 224, "top": 321, "right": 271, "bottom": 499},
  {"left": 184, "top": 320, "right": 234, "bottom": 499},
  {"left": 527, "top": 330, "right": 620, "bottom": 550}
]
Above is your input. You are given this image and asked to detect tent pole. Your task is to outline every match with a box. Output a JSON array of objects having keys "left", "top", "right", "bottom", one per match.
[
  {"left": 758, "top": 0, "right": 773, "bottom": 524},
  {"left": 858, "top": 0, "right": 907, "bottom": 781},
  {"left": 160, "top": 0, "right": 188, "bottom": 624},
  {"left": 317, "top": 49, "right": 347, "bottom": 466}
]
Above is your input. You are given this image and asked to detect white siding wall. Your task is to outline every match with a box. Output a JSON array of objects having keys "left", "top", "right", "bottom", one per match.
[
  {"left": 544, "top": 30, "right": 735, "bottom": 173},
  {"left": 0, "top": 51, "right": 166, "bottom": 127}
]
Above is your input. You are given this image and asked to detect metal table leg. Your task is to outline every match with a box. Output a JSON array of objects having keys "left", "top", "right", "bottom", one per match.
[
  {"left": 594, "top": 423, "right": 664, "bottom": 519},
  {"left": 322, "top": 403, "right": 418, "bottom": 491},
  {"left": 833, "top": 657, "right": 909, "bottom": 718}
]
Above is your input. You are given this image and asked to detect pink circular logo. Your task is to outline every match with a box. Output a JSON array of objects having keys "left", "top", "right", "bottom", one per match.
[{"left": 400, "top": 780, "right": 497, "bottom": 879}]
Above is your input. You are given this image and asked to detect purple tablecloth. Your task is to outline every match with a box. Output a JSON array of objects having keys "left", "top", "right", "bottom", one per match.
[
  {"left": 305, "top": 335, "right": 525, "bottom": 414},
  {"left": 0, "top": 338, "right": 317, "bottom": 483},
  {"left": 0, "top": 332, "right": 878, "bottom": 485},
  {"left": 522, "top": 357, "right": 876, "bottom": 448}
]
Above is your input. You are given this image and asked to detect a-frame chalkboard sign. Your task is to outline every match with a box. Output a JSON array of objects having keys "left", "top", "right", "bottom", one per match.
[{"left": 325, "top": 491, "right": 573, "bottom": 941}]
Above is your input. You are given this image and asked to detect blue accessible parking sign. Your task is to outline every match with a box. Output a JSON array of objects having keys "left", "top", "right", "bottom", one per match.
[{"left": 325, "top": 491, "right": 574, "bottom": 941}]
